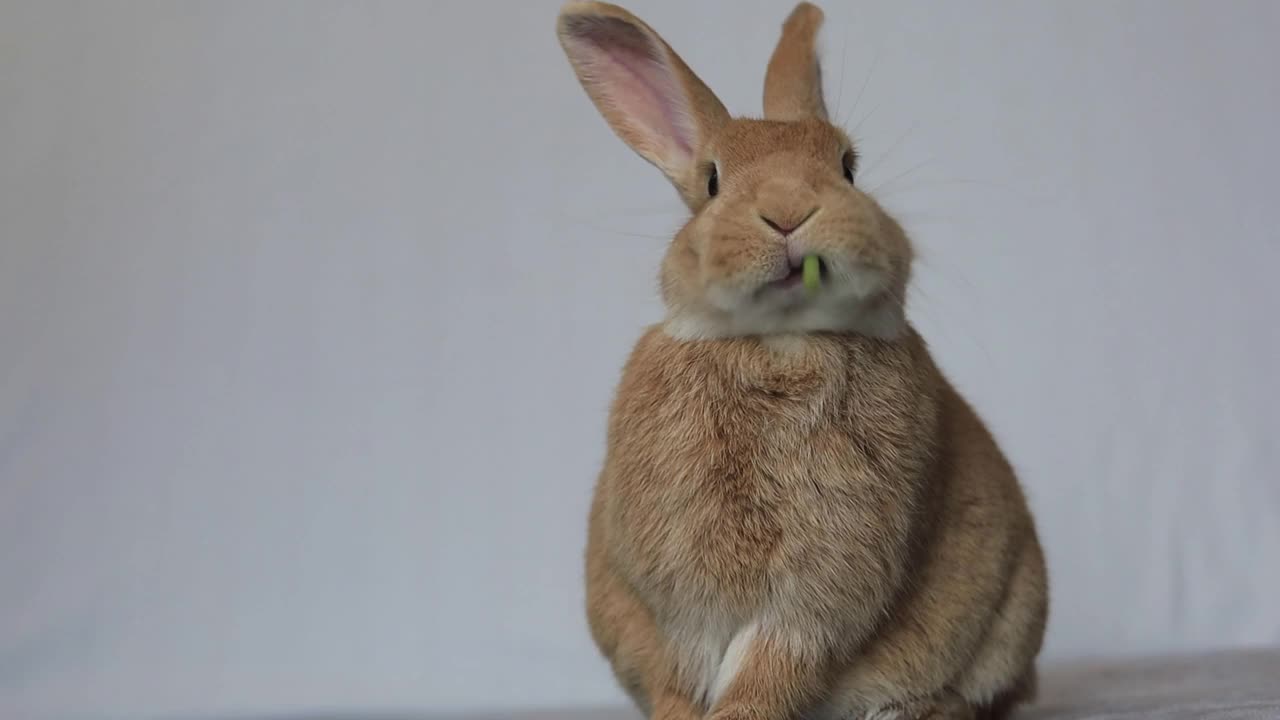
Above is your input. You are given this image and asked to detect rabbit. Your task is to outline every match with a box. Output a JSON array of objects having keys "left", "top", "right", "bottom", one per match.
[{"left": 556, "top": 3, "right": 1048, "bottom": 719}]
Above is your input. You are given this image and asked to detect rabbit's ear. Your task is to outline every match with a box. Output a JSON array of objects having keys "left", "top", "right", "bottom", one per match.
[
  {"left": 557, "top": 2, "right": 729, "bottom": 183},
  {"left": 764, "top": 2, "right": 828, "bottom": 121}
]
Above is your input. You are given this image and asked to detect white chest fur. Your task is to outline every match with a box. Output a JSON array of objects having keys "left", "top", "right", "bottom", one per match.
[{"left": 666, "top": 613, "right": 761, "bottom": 708}]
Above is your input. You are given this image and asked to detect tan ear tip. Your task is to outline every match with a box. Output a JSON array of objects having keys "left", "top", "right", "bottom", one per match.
[
  {"left": 559, "top": 1, "right": 629, "bottom": 20},
  {"left": 783, "top": 2, "right": 824, "bottom": 34},
  {"left": 559, "top": 1, "right": 600, "bottom": 24},
  {"left": 558, "top": 2, "right": 642, "bottom": 37},
  {"left": 557, "top": 3, "right": 604, "bottom": 38}
]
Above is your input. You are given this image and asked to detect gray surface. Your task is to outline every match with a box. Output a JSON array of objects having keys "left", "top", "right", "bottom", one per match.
[
  {"left": 1020, "top": 647, "right": 1280, "bottom": 719},
  {"left": 429, "top": 647, "right": 1280, "bottom": 719}
]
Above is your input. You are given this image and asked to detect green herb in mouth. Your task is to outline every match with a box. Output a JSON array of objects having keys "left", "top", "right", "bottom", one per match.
[{"left": 803, "top": 254, "right": 821, "bottom": 292}]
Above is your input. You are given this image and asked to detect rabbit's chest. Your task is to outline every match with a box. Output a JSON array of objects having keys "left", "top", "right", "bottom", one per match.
[
  {"left": 611, "top": 398, "right": 857, "bottom": 610},
  {"left": 606, "top": 330, "right": 931, "bottom": 611},
  {"left": 608, "top": 406, "right": 871, "bottom": 705}
]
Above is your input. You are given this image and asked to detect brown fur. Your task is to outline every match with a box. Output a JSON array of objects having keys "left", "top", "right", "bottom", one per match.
[{"left": 559, "top": 3, "right": 1048, "bottom": 719}]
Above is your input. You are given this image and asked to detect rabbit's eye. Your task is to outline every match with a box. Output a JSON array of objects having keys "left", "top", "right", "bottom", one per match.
[
  {"left": 707, "top": 164, "right": 719, "bottom": 197},
  {"left": 842, "top": 150, "right": 858, "bottom": 184}
]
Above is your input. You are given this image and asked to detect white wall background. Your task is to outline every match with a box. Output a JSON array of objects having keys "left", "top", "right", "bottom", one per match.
[{"left": 2, "top": 1, "right": 1278, "bottom": 718}]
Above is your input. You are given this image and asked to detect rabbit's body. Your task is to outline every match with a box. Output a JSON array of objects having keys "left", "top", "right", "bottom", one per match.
[
  {"left": 557, "top": 3, "right": 1047, "bottom": 718},
  {"left": 587, "top": 328, "right": 1045, "bottom": 719}
]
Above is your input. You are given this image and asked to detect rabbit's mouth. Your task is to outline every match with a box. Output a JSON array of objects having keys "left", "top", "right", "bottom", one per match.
[
  {"left": 772, "top": 255, "right": 827, "bottom": 291},
  {"left": 685, "top": 251, "right": 904, "bottom": 341},
  {"left": 670, "top": 269, "right": 905, "bottom": 341},
  {"left": 763, "top": 255, "right": 827, "bottom": 294}
]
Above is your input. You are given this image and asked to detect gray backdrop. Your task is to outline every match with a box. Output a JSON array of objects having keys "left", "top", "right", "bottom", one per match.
[{"left": 2, "top": 1, "right": 1278, "bottom": 718}]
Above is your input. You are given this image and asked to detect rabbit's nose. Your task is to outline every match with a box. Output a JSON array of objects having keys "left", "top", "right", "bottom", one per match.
[{"left": 760, "top": 207, "right": 817, "bottom": 237}]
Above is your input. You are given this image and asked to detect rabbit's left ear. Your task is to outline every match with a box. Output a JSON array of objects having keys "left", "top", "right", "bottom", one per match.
[{"left": 764, "top": 2, "right": 828, "bottom": 121}]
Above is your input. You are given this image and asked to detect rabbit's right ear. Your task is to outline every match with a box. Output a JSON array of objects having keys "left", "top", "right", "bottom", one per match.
[
  {"left": 557, "top": 2, "right": 729, "bottom": 185},
  {"left": 764, "top": 2, "right": 828, "bottom": 121}
]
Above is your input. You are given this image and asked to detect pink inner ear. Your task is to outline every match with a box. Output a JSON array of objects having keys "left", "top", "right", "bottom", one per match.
[{"left": 563, "top": 15, "right": 694, "bottom": 162}]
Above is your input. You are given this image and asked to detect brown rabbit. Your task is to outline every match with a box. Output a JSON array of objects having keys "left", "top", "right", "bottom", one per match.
[{"left": 557, "top": 3, "right": 1048, "bottom": 719}]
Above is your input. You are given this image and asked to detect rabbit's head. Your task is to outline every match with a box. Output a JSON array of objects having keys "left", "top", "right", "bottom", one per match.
[{"left": 558, "top": 2, "right": 911, "bottom": 340}]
